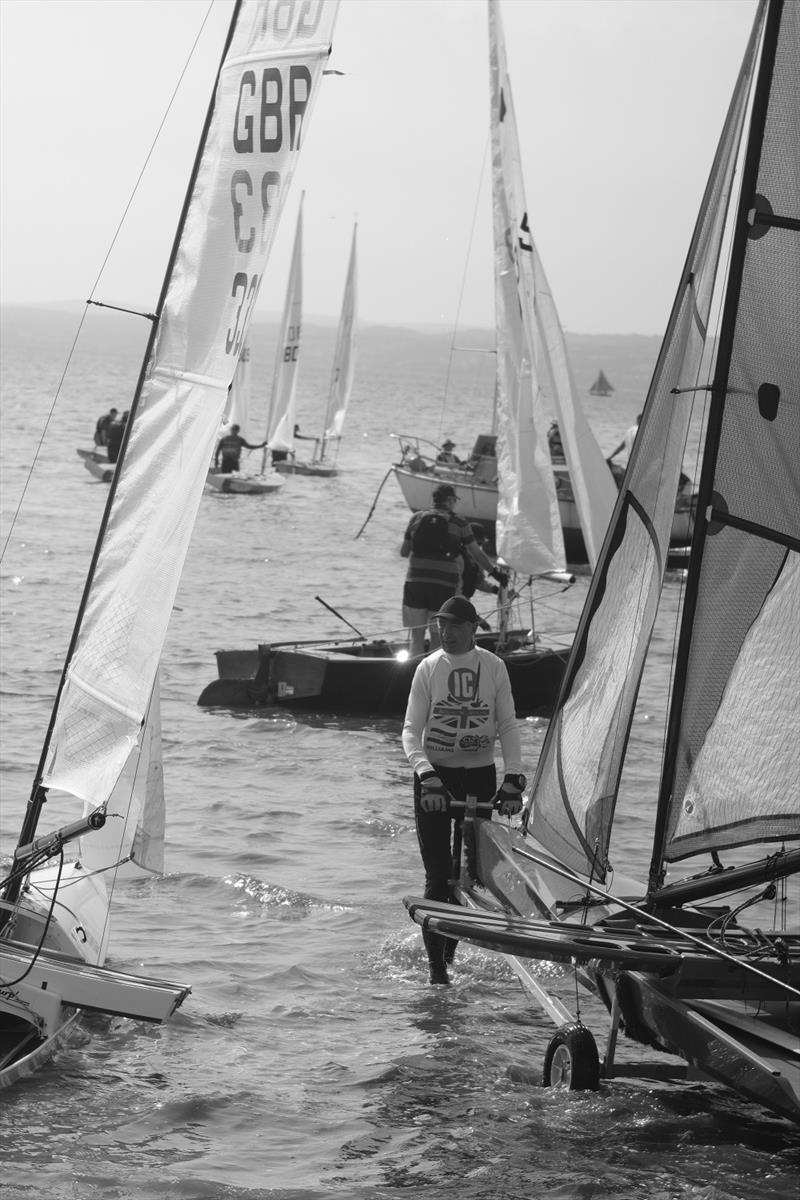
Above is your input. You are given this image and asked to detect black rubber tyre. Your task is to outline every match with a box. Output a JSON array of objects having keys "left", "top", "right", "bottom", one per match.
[{"left": 542, "top": 1023, "right": 600, "bottom": 1091}]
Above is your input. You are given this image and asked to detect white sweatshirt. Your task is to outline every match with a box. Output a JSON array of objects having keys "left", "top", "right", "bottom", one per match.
[{"left": 402, "top": 646, "right": 523, "bottom": 777}]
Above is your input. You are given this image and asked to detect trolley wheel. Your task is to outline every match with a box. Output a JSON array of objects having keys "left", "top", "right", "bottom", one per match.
[{"left": 542, "top": 1023, "right": 600, "bottom": 1091}]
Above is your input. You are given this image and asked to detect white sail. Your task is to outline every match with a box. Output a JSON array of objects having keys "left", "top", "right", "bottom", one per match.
[
  {"left": 266, "top": 199, "right": 303, "bottom": 456},
  {"left": 79, "top": 673, "right": 165, "bottom": 880},
  {"left": 224, "top": 341, "right": 254, "bottom": 441},
  {"left": 528, "top": 4, "right": 766, "bottom": 879},
  {"left": 659, "top": 0, "right": 800, "bottom": 864},
  {"left": 321, "top": 222, "right": 358, "bottom": 450},
  {"left": 42, "top": 2, "right": 339, "bottom": 807},
  {"left": 489, "top": 1, "right": 564, "bottom": 577}
]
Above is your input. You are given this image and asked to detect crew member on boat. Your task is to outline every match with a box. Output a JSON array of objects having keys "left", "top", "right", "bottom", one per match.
[
  {"left": 94, "top": 406, "right": 118, "bottom": 448},
  {"left": 436, "top": 438, "right": 460, "bottom": 464},
  {"left": 607, "top": 412, "right": 642, "bottom": 464},
  {"left": 400, "top": 483, "right": 506, "bottom": 657},
  {"left": 402, "top": 595, "right": 526, "bottom": 985},
  {"left": 214, "top": 424, "right": 267, "bottom": 473}
]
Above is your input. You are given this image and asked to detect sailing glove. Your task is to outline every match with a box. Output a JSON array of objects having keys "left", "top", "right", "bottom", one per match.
[
  {"left": 418, "top": 771, "right": 451, "bottom": 813},
  {"left": 494, "top": 772, "right": 526, "bottom": 817},
  {"left": 490, "top": 567, "right": 509, "bottom": 588}
]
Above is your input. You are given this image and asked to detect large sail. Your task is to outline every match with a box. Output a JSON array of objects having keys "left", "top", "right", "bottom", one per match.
[
  {"left": 41, "top": 2, "right": 339, "bottom": 807},
  {"left": 528, "top": 3, "right": 765, "bottom": 880},
  {"left": 489, "top": 0, "right": 564, "bottom": 576},
  {"left": 266, "top": 199, "right": 303, "bottom": 455},
  {"left": 489, "top": 1, "right": 615, "bottom": 574},
  {"left": 321, "top": 222, "right": 358, "bottom": 452},
  {"left": 655, "top": 0, "right": 800, "bottom": 867}
]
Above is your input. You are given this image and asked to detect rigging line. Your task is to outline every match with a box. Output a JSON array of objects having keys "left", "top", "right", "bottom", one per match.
[
  {"left": 84, "top": 0, "right": 218, "bottom": 308},
  {"left": 439, "top": 131, "right": 492, "bottom": 440},
  {"left": 0, "top": 851, "right": 65, "bottom": 988},
  {"left": 0, "top": 3, "right": 217, "bottom": 572},
  {"left": 354, "top": 467, "right": 393, "bottom": 539}
]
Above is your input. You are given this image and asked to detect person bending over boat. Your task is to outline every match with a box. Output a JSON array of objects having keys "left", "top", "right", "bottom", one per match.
[
  {"left": 214, "top": 424, "right": 266, "bottom": 473},
  {"left": 400, "top": 483, "right": 506, "bottom": 657},
  {"left": 94, "top": 406, "right": 118, "bottom": 448},
  {"left": 402, "top": 595, "right": 526, "bottom": 986}
]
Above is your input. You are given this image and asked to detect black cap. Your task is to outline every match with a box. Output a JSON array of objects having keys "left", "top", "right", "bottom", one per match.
[
  {"left": 432, "top": 483, "right": 457, "bottom": 503},
  {"left": 433, "top": 596, "right": 479, "bottom": 623}
]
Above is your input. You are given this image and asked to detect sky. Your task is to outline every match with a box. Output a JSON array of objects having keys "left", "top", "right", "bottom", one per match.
[{"left": 0, "top": 0, "right": 758, "bottom": 336}]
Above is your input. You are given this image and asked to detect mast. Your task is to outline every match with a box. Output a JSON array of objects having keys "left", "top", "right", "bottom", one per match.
[{"left": 647, "top": 0, "right": 792, "bottom": 896}]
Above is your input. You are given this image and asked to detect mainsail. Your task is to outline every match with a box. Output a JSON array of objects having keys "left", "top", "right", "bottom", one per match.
[
  {"left": 266, "top": 198, "right": 304, "bottom": 458},
  {"left": 653, "top": 0, "right": 800, "bottom": 872},
  {"left": 489, "top": 0, "right": 616, "bottom": 574},
  {"left": 528, "top": 1, "right": 767, "bottom": 881},
  {"left": 38, "top": 2, "right": 339, "bottom": 821},
  {"left": 320, "top": 221, "right": 358, "bottom": 458}
]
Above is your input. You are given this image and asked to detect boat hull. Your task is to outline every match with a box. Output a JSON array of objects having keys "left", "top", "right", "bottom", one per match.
[
  {"left": 393, "top": 462, "right": 695, "bottom": 565},
  {"left": 419, "top": 820, "right": 800, "bottom": 1122},
  {"left": 274, "top": 460, "right": 338, "bottom": 477},
  {"left": 205, "top": 469, "right": 284, "bottom": 495},
  {"left": 198, "top": 636, "right": 568, "bottom": 716},
  {"left": 77, "top": 448, "right": 115, "bottom": 482}
]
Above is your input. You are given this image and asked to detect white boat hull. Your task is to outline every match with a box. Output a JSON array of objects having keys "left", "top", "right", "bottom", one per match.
[
  {"left": 274, "top": 460, "right": 338, "bottom": 477},
  {"left": 393, "top": 464, "right": 497, "bottom": 522},
  {"left": 394, "top": 463, "right": 695, "bottom": 556},
  {"left": 205, "top": 469, "right": 284, "bottom": 495}
]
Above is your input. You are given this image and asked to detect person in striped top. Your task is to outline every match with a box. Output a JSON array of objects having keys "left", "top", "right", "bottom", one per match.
[{"left": 400, "top": 484, "right": 504, "bottom": 657}]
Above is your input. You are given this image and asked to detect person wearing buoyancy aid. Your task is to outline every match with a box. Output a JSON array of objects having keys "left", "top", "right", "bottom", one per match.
[
  {"left": 214, "top": 424, "right": 266, "bottom": 473},
  {"left": 402, "top": 595, "right": 526, "bottom": 985},
  {"left": 400, "top": 484, "right": 505, "bottom": 657}
]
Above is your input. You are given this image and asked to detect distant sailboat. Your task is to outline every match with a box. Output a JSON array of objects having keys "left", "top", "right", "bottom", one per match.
[
  {"left": 275, "top": 221, "right": 358, "bottom": 478},
  {"left": 588, "top": 369, "right": 614, "bottom": 396},
  {"left": 206, "top": 201, "right": 307, "bottom": 496}
]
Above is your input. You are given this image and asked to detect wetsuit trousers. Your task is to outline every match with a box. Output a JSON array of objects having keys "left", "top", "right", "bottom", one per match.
[{"left": 414, "top": 763, "right": 497, "bottom": 970}]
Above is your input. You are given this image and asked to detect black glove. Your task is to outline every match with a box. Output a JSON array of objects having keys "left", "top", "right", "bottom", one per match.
[
  {"left": 490, "top": 567, "right": 509, "bottom": 588},
  {"left": 494, "top": 772, "right": 526, "bottom": 817},
  {"left": 418, "top": 771, "right": 451, "bottom": 813}
]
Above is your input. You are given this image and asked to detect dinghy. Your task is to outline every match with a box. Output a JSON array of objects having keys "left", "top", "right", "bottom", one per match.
[
  {"left": 406, "top": 0, "right": 800, "bottom": 1123},
  {"left": 0, "top": 0, "right": 339, "bottom": 1086}
]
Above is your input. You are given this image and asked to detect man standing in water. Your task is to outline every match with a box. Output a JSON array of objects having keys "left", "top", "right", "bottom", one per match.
[{"left": 402, "top": 595, "right": 526, "bottom": 985}]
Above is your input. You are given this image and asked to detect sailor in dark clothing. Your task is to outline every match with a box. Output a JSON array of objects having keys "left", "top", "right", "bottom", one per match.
[
  {"left": 214, "top": 424, "right": 266, "bottom": 473},
  {"left": 106, "top": 410, "right": 128, "bottom": 464},
  {"left": 94, "top": 407, "right": 118, "bottom": 447}
]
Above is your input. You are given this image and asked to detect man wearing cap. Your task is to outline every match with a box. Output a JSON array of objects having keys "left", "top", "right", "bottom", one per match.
[
  {"left": 436, "top": 439, "right": 460, "bottom": 464},
  {"left": 400, "top": 483, "right": 506, "bottom": 657},
  {"left": 402, "top": 595, "right": 526, "bottom": 985}
]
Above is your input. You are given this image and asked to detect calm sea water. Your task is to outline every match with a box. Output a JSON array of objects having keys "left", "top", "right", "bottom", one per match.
[{"left": 1, "top": 307, "right": 797, "bottom": 1198}]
